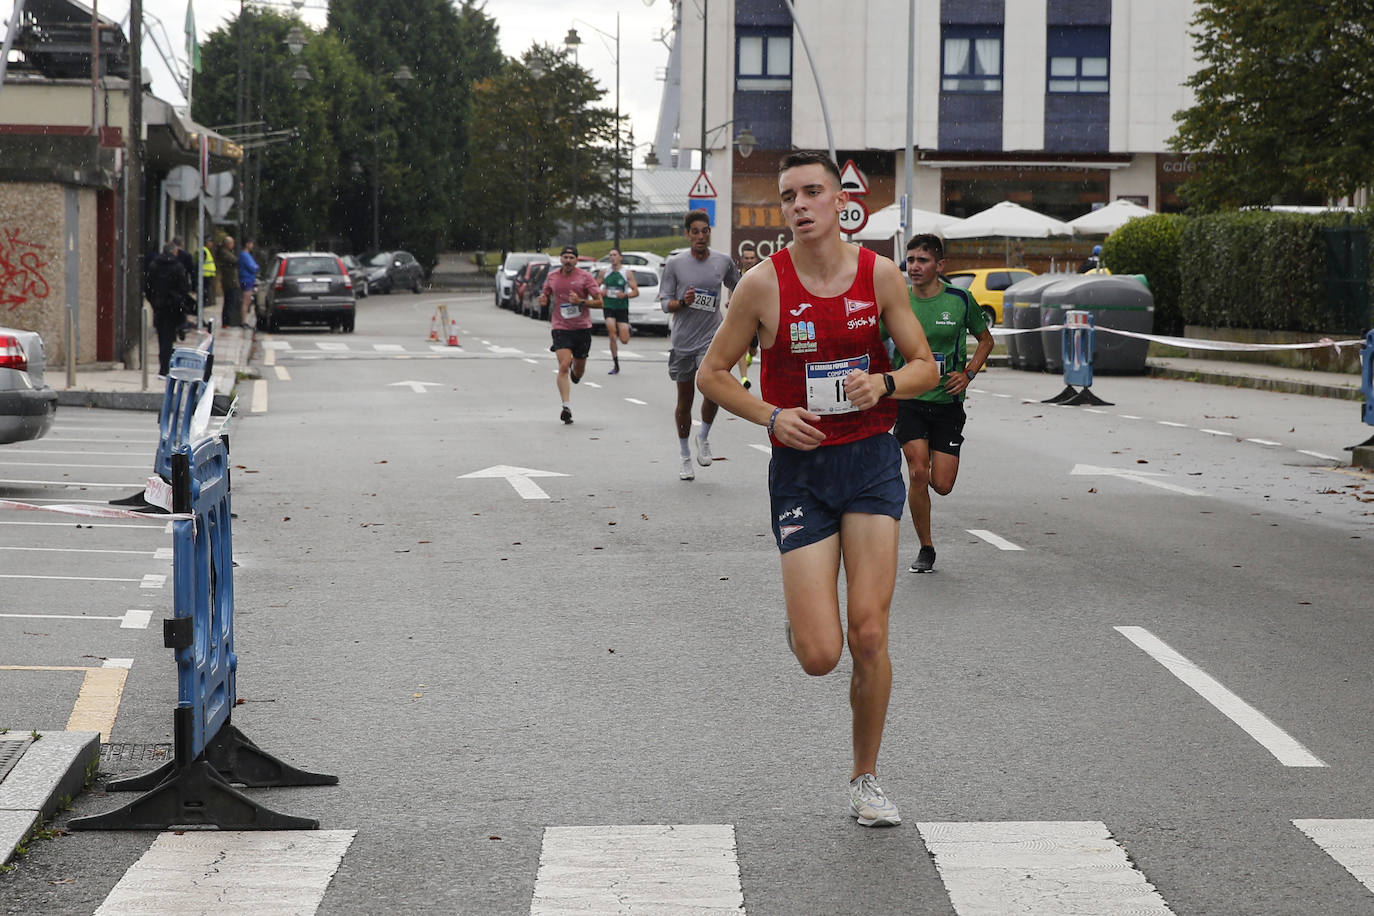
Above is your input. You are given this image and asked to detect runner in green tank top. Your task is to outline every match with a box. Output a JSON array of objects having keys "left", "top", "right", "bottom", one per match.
[{"left": 598, "top": 249, "right": 639, "bottom": 374}]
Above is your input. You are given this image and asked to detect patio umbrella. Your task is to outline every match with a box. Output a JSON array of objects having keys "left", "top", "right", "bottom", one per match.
[
  {"left": 1067, "top": 198, "right": 1156, "bottom": 235},
  {"left": 852, "top": 203, "right": 961, "bottom": 241},
  {"left": 942, "top": 200, "right": 1074, "bottom": 239}
]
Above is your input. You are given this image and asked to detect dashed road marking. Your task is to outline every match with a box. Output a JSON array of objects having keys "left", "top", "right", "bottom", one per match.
[
  {"left": 1246, "top": 438, "right": 1283, "bottom": 446},
  {"left": 251, "top": 379, "right": 268, "bottom": 413},
  {"left": 1199, "top": 428, "right": 1234, "bottom": 437},
  {"left": 274, "top": 365, "right": 291, "bottom": 381},
  {"left": 625, "top": 398, "right": 647, "bottom": 405},
  {"left": 1158, "top": 420, "right": 1188, "bottom": 428},
  {"left": 967, "top": 529, "right": 1024, "bottom": 551},
  {"left": 1294, "top": 820, "right": 1374, "bottom": 895},
  {"left": 1298, "top": 449, "right": 1340, "bottom": 461}
]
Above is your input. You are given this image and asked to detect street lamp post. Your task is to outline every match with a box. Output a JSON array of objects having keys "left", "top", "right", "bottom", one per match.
[
  {"left": 567, "top": 14, "right": 622, "bottom": 248},
  {"left": 368, "top": 64, "right": 415, "bottom": 252},
  {"left": 562, "top": 28, "right": 581, "bottom": 245}
]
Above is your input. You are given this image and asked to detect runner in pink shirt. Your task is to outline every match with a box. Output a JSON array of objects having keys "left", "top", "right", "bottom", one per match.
[{"left": 539, "top": 245, "right": 603, "bottom": 424}]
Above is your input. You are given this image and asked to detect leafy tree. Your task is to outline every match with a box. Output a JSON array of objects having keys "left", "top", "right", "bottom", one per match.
[
  {"left": 464, "top": 46, "right": 629, "bottom": 252},
  {"left": 1171, "top": 1, "right": 1374, "bottom": 210},
  {"left": 1100, "top": 214, "right": 1186, "bottom": 333}
]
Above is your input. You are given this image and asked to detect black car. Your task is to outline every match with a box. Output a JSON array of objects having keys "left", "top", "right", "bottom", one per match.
[
  {"left": 519, "top": 261, "right": 553, "bottom": 319},
  {"left": 255, "top": 252, "right": 356, "bottom": 332},
  {"left": 362, "top": 250, "right": 424, "bottom": 294},
  {"left": 340, "top": 254, "right": 370, "bottom": 297}
]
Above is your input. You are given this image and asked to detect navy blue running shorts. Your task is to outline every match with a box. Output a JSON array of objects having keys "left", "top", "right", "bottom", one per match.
[
  {"left": 894, "top": 399, "right": 967, "bottom": 456},
  {"left": 768, "top": 433, "right": 905, "bottom": 553},
  {"left": 550, "top": 328, "right": 592, "bottom": 359}
]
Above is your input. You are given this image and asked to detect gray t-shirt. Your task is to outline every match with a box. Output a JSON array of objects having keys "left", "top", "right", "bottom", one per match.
[{"left": 658, "top": 249, "right": 741, "bottom": 352}]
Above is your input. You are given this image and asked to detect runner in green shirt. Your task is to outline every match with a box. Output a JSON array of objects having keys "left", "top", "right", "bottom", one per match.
[
  {"left": 891, "top": 233, "right": 995, "bottom": 573},
  {"left": 598, "top": 249, "right": 639, "bottom": 375}
]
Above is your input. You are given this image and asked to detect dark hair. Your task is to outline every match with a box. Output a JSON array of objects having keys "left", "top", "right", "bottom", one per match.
[
  {"left": 905, "top": 233, "right": 945, "bottom": 258},
  {"left": 684, "top": 209, "right": 711, "bottom": 230},
  {"left": 777, "top": 150, "right": 842, "bottom": 188},
  {"left": 739, "top": 240, "right": 757, "bottom": 253}
]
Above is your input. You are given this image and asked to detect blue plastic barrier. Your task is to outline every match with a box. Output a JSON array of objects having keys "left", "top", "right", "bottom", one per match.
[
  {"left": 1043, "top": 310, "right": 1113, "bottom": 406},
  {"left": 1362, "top": 330, "right": 1373, "bottom": 427},
  {"left": 71, "top": 434, "right": 336, "bottom": 832},
  {"left": 154, "top": 345, "right": 213, "bottom": 482}
]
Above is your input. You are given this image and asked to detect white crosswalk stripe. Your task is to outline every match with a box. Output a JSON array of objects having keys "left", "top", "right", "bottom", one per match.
[{"left": 1294, "top": 819, "right": 1374, "bottom": 894}]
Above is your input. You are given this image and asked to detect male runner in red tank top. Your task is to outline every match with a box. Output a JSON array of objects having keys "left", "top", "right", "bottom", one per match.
[{"left": 699, "top": 151, "right": 938, "bottom": 827}]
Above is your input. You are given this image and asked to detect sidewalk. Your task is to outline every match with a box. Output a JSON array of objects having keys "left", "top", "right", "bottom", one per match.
[{"left": 52, "top": 323, "right": 255, "bottom": 413}]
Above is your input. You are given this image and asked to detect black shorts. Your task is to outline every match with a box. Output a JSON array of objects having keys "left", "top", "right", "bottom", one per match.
[
  {"left": 768, "top": 434, "right": 905, "bottom": 553},
  {"left": 604, "top": 307, "right": 630, "bottom": 324},
  {"left": 550, "top": 328, "right": 592, "bottom": 359},
  {"left": 894, "top": 399, "right": 967, "bottom": 456}
]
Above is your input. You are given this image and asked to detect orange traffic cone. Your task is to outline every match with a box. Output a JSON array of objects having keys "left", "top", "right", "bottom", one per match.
[
  {"left": 447, "top": 318, "right": 460, "bottom": 348},
  {"left": 428, "top": 312, "right": 440, "bottom": 341}
]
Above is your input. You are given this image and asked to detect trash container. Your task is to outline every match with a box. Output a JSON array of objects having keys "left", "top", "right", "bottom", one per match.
[
  {"left": 1005, "top": 273, "right": 1063, "bottom": 372},
  {"left": 1040, "top": 274, "right": 1154, "bottom": 375}
]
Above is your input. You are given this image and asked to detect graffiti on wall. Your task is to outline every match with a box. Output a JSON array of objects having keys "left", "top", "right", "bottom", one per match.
[{"left": 0, "top": 227, "right": 52, "bottom": 310}]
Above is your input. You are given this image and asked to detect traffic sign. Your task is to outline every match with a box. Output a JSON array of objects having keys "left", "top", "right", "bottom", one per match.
[
  {"left": 689, "top": 170, "right": 717, "bottom": 199},
  {"left": 688, "top": 198, "right": 716, "bottom": 226},
  {"left": 839, "top": 160, "right": 869, "bottom": 196},
  {"left": 839, "top": 198, "right": 869, "bottom": 234}
]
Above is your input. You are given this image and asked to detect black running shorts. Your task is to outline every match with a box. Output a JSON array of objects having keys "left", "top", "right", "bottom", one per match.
[
  {"left": 893, "top": 399, "right": 967, "bottom": 456},
  {"left": 550, "top": 328, "right": 592, "bottom": 359}
]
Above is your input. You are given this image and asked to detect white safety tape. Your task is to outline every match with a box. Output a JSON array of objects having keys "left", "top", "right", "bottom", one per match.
[
  {"left": 989, "top": 325, "right": 1364, "bottom": 353},
  {"left": 0, "top": 499, "right": 192, "bottom": 522}
]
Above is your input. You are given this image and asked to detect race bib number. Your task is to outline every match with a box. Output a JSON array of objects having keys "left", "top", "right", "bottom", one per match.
[
  {"left": 805, "top": 354, "right": 870, "bottom": 415},
  {"left": 688, "top": 287, "right": 719, "bottom": 312},
  {"left": 559, "top": 302, "right": 580, "bottom": 320}
]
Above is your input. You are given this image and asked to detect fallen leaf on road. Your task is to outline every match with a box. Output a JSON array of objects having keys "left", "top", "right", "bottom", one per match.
[{"left": 1088, "top": 488, "right": 1097, "bottom": 493}]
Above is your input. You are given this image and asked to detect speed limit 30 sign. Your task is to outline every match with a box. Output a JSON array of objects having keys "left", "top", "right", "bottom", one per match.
[{"left": 839, "top": 198, "right": 869, "bottom": 235}]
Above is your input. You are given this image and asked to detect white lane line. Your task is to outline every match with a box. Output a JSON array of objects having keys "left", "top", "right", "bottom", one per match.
[
  {"left": 1246, "top": 438, "right": 1283, "bottom": 446},
  {"left": 430, "top": 344, "right": 453, "bottom": 352},
  {"left": 1199, "top": 428, "right": 1234, "bottom": 437},
  {"left": 95, "top": 830, "right": 357, "bottom": 916},
  {"left": 1158, "top": 420, "right": 1188, "bottom": 427},
  {"left": 917, "top": 821, "right": 1174, "bottom": 915},
  {"left": 1118, "top": 414, "right": 1142, "bottom": 419},
  {"left": 140, "top": 574, "right": 166, "bottom": 589},
  {"left": 0, "top": 574, "right": 141, "bottom": 583},
  {"left": 0, "top": 478, "right": 143, "bottom": 489},
  {"left": 0, "top": 612, "right": 129, "bottom": 622},
  {"left": 274, "top": 365, "right": 291, "bottom": 381},
  {"left": 374, "top": 344, "right": 405, "bottom": 352},
  {"left": 1294, "top": 820, "right": 1374, "bottom": 894},
  {"left": 263, "top": 348, "right": 276, "bottom": 367},
  {"left": 251, "top": 379, "right": 268, "bottom": 413},
  {"left": 262, "top": 340, "right": 292, "bottom": 350},
  {"left": 523, "top": 358, "right": 539, "bottom": 365},
  {"left": 530, "top": 825, "right": 745, "bottom": 916},
  {"left": 43, "top": 438, "right": 158, "bottom": 444},
  {"left": 967, "top": 529, "right": 1024, "bottom": 551},
  {"left": 1082, "top": 407, "right": 1108, "bottom": 414},
  {"left": 0, "top": 520, "right": 168, "bottom": 531},
  {"left": 0, "top": 461, "right": 147, "bottom": 469},
  {"left": 1115, "top": 626, "right": 1326, "bottom": 767},
  {"left": 992, "top": 392, "right": 1012, "bottom": 398},
  {"left": 315, "top": 341, "right": 349, "bottom": 351},
  {"left": 1298, "top": 449, "right": 1340, "bottom": 461},
  {"left": 155, "top": 547, "right": 172, "bottom": 560},
  {"left": 0, "top": 546, "right": 167, "bottom": 558},
  {"left": 749, "top": 443, "right": 770, "bottom": 454},
  {"left": 584, "top": 381, "right": 603, "bottom": 389},
  {"left": 1, "top": 449, "right": 150, "bottom": 457},
  {"left": 121, "top": 610, "right": 152, "bottom": 629},
  {"left": 625, "top": 397, "right": 647, "bottom": 405}
]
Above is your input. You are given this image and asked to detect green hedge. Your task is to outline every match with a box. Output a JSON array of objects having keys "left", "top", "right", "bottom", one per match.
[
  {"left": 1100, "top": 214, "right": 1186, "bottom": 334},
  {"left": 1103, "top": 209, "right": 1373, "bottom": 334}
]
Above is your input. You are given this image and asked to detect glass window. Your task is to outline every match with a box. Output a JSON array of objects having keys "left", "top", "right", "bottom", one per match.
[
  {"left": 942, "top": 29, "right": 1002, "bottom": 92},
  {"left": 285, "top": 257, "right": 339, "bottom": 276},
  {"left": 766, "top": 36, "right": 791, "bottom": 77},
  {"left": 738, "top": 36, "right": 763, "bottom": 76},
  {"left": 1047, "top": 27, "right": 1110, "bottom": 94},
  {"left": 737, "top": 30, "right": 791, "bottom": 91}
]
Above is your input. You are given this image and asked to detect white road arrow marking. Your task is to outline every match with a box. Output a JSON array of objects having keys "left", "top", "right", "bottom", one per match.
[
  {"left": 459, "top": 465, "right": 568, "bottom": 500},
  {"left": 388, "top": 380, "right": 443, "bottom": 393},
  {"left": 1070, "top": 463, "right": 1202, "bottom": 496}
]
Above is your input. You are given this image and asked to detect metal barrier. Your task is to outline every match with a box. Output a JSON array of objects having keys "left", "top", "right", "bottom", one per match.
[
  {"left": 1362, "top": 330, "right": 1373, "bottom": 428},
  {"left": 71, "top": 435, "right": 336, "bottom": 831},
  {"left": 1043, "top": 310, "right": 1113, "bottom": 406}
]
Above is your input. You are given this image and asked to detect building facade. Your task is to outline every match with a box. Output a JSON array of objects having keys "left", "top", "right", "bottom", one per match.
[{"left": 665, "top": 0, "right": 1199, "bottom": 266}]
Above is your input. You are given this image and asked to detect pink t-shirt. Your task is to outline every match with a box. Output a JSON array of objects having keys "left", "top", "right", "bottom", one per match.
[{"left": 543, "top": 267, "right": 601, "bottom": 330}]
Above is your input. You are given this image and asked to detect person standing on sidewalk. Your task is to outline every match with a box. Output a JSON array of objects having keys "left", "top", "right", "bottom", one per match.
[
  {"left": 892, "top": 234, "right": 994, "bottom": 574},
  {"left": 697, "top": 151, "right": 938, "bottom": 827},
  {"left": 539, "top": 246, "right": 603, "bottom": 424},
  {"left": 145, "top": 242, "right": 190, "bottom": 377},
  {"left": 198, "top": 238, "right": 217, "bottom": 327},
  {"left": 734, "top": 241, "right": 761, "bottom": 389},
  {"left": 217, "top": 236, "right": 240, "bottom": 327},
  {"left": 598, "top": 249, "right": 639, "bottom": 375},
  {"left": 658, "top": 211, "right": 740, "bottom": 480},
  {"left": 238, "top": 239, "right": 259, "bottom": 328}
]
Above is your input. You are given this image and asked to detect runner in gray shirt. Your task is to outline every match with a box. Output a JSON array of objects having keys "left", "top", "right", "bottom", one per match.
[{"left": 659, "top": 209, "right": 741, "bottom": 480}]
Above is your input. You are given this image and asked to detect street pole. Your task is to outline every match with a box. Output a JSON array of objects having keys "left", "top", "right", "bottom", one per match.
[
  {"left": 699, "top": 0, "right": 707, "bottom": 174},
  {"left": 124, "top": 0, "right": 145, "bottom": 368},
  {"left": 903, "top": 0, "right": 915, "bottom": 251},
  {"left": 372, "top": 73, "right": 380, "bottom": 251},
  {"left": 613, "top": 12, "right": 620, "bottom": 249}
]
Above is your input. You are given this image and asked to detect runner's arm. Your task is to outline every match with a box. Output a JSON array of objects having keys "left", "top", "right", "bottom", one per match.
[
  {"left": 848, "top": 258, "right": 938, "bottom": 406},
  {"left": 626, "top": 271, "right": 639, "bottom": 298},
  {"left": 945, "top": 327, "right": 994, "bottom": 395}
]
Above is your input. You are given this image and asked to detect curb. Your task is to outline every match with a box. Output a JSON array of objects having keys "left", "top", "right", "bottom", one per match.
[
  {"left": 1144, "top": 364, "right": 1364, "bottom": 401},
  {"left": 1354, "top": 446, "right": 1374, "bottom": 471},
  {"left": 55, "top": 390, "right": 161, "bottom": 411},
  {"left": 0, "top": 731, "right": 100, "bottom": 865}
]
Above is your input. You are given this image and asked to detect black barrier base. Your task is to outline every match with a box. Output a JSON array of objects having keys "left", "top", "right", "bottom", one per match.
[
  {"left": 1345, "top": 433, "right": 1374, "bottom": 451},
  {"left": 205, "top": 722, "right": 339, "bottom": 788},
  {"left": 69, "top": 759, "right": 319, "bottom": 831},
  {"left": 1042, "top": 385, "right": 1081, "bottom": 404},
  {"left": 1061, "top": 387, "right": 1114, "bottom": 407}
]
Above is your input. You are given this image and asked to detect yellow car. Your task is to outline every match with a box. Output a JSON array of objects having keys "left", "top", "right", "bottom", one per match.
[{"left": 944, "top": 268, "right": 1035, "bottom": 327}]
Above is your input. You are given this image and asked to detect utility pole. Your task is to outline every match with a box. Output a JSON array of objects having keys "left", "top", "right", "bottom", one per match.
[{"left": 123, "top": 0, "right": 144, "bottom": 368}]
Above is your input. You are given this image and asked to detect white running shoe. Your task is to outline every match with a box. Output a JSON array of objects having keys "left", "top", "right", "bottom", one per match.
[
  {"left": 848, "top": 773, "right": 901, "bottom": 827},
  {"left": 679, "top": 456, "right": 695, "bottom": 480},
  {"left": 695, "top": 434, "right": 713, "bottom": 467}
]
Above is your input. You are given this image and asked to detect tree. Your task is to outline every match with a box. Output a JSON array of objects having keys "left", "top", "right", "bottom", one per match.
[
  {"left": 464, "top": 46, "right": 628, "bottom": 251},
  {"left": 1171, "top": 1, "right": 1374, "bottom": 211}
]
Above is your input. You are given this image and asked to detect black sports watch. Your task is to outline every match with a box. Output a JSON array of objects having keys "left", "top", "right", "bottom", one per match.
[
  {"left": 882, "top": 373, "right": 896, "bottom": 397},
  {"left": 965, "top": 367, "right": 978, "bottom": 380}
]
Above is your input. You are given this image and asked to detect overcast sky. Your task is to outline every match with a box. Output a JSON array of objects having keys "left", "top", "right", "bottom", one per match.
[{"left": 3, "top": 0, "right": 673, "bottom": 146}]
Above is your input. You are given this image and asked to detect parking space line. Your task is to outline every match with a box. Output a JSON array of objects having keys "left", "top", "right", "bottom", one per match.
[
  {"left": 0, "top": 546, "right": 170, "bottom": 558},
  {"left": 0, "top": 661, "right": 131, "bottom": 741},
  {"left": 0, "top": 610, "right": 151, "bottom": 628},
  {"left": 0, "top": 574, "right": 142, "bottom": 583},
  {"left": 0, "top": 520, "right": 169, "bottom": 531},
  {"left": 967, "top": 529, "right": 1024, "bottom": 551},
  {"left": 140, "top": 574, "right": 166, "bottom": 589},
  {"left": 0, "top": 478, "right": 141, "bottom": 489},
  {"left": 263, "top": 348, "right": 276, "bottom": 367},
  {"left": 0, "top": 461, "right": 148, "bottom": 469},
  {"left": 251, "top": 379, "right": 268, "bottom": 413},
  {"left": 274, "top": 365, "right": 291, "bottom": 381}
]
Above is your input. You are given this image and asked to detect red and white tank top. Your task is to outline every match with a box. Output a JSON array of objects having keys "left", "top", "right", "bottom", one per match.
[{"left": 761, "top": 246, "right": 895, "bottom": 447}]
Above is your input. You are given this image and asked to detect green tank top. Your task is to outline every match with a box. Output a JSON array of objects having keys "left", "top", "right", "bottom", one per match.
[{"left": 602, "top": 269, "right": 629, "bottom": 305}]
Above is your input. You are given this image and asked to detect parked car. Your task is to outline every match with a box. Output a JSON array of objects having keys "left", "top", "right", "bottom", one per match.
[
  {"left": 495, "top": 252, "right": 549, "bottom": 308},
  {"left": 944, "top": 267, "right": 1036, "bottom": 327},
  {"left": 362, "top": 250, "right": 424, "bottom": 294},
  {"left": 517, "top": 261, "right": 552, "bottom": 319},
  {"left": 589, "top": 266, "right": 668, "bottom": 334},
  {"left": 255, "top": 252, "right": 356, "bottom": 332},
  {"left": 595, "top": 250, "right": 665, "bottom": 274},
  {"left": 0, "top": 326, "right": 57, "bottom": 444},
  {"left": 340, "top": 254, "right": 370, "bottom": 297}
]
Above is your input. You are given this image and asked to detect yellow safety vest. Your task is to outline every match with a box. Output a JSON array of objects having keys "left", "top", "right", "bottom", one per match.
[{"left": 201, "top": 246, "right": 217, "bottom": 277}]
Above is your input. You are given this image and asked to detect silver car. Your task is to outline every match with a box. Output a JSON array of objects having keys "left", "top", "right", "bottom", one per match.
[
  {"left": 0, "top": 327, "right": 57, "bottom": 444},
  {"left": 590, "top": 266, "right": 668, "bottom": 334}
]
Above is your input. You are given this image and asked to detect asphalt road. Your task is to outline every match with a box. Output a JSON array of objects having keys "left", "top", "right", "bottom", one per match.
[{"left": 2, "top": 289, "right": 1373, "bottom": 914}]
